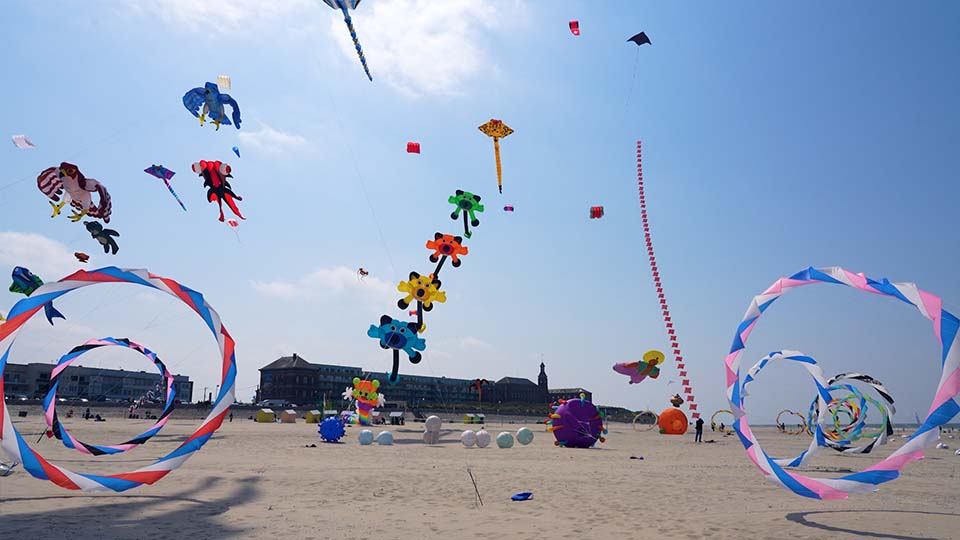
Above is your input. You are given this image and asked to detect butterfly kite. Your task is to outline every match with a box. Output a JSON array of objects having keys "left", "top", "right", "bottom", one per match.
[
  {"left": 145, "top": 165, "right": 186, "bottom": 211},
  {"left": 613, "top": 350, "right": 663, "bottom": 384},
  {"left": 322, "top": 0, "right": 373, "bottom": 81}
]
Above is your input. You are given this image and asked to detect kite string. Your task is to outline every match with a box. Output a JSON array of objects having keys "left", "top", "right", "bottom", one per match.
[{"left": 636, "top": 140, "right": 699, "bottom": 419}]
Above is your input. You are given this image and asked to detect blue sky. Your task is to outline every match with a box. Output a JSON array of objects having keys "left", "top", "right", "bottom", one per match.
[{"left": 1, "top": 1, "right": 958, "bottom": 426}]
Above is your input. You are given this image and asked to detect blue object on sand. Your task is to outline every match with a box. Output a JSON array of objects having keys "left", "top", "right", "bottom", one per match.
[{"left": 511, "top": 492, "right": 533, "bottom": 501}]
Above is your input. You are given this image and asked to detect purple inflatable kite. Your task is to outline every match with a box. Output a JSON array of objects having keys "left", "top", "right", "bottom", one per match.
[{"left": 545, "top": 394, "right": 607, "bottom": 448}]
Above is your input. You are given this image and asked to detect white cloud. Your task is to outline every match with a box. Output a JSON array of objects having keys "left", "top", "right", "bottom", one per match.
[
  {"left": 327, "top": 0, "right": 505, "bottom": 96},
  {"left": 252, "top": 265, "right": 393, "bottom": 305},
  {"left": 459, "top": 335, "right": 492, "bottom": 350},
  {"left": 0, "top": 232, "right": 78, "bottom": 279},
  {"left": 123, "top": 0, "right": 312, "bottom": 32},
  {"left": 237, "top": 124, "right": 309, "bottom": 156}
]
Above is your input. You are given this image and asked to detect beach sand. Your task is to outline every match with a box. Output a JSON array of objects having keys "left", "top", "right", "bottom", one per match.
[{"left": 1, "top": 414, "right": 958, "bottom": 539}]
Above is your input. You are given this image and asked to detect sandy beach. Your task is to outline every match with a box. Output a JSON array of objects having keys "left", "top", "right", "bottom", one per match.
[{"left": 1, "top": 413, "right": 958, "bottom": 540}]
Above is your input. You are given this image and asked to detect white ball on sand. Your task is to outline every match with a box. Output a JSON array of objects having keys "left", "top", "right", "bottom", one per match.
[
  {"left": 376, "top": 431, "right": 394, "bottom": 445},
  {"left": 358, "top": 429, "right": 374, "bottom": 445},
  {"left": 423, "top": 430, "right": 441, "bottom": 444},
  {"left": 475, "top": 429, "right": 491, "bottom": 448},
  {"left": 425, "top": 415, "right": 442, "bottom": 432},
  {"left": 461, "top": 430, "right": 477, "bottom": 447},
  {"left": 516, "top": 427, "right": 534, "bottom": 445},
  {"left": 496, "top": 432, "right": 514, "bottom": 449}
]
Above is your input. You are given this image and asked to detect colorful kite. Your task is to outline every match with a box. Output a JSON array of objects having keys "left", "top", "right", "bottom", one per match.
[
  {"left": 468, "top": 378, "right": 489, "bottom": 405},
  {"left": 590, "top": 206, "right": 604, "bottom": 219},
  {"left": 367, "top": 314, "right": 426, "bottom": 384},
  {"left": 182, "top": 82, "right": 242, "bottom": 130},
  {"left": 448, "top": 190, "right": 484, "bottom": 239},
  {"left": 426, "top": 232, "right": 468, "bottom": 277},
  {"left": 710, "top": 409, "right": 734, "bottom": 433},
  {"left": 637, "top": 141, "right": 699, "bottom": 419},
  {"left": 407, "top": 142, "right": 420, "bottom": 154},
  {"left": 807, "top": 372, "right": 895, "bottom": 454},
  {"left": 191, "top": 160, "right": 244, "bottom": 222},
  {"left": 612, "top": 349, "right": 663, "bottom": 384},
  {"left": 232, "top": 146, "right": 241, "bottom": 158},
  {"left": 628, "top": 32, "right": 651, "bottom": 46},
  {"left": 74, "top": 252, "right": 89, "bottom": 263},
  {"left": 569, "top": 21, "right": 580, "bottom": 36},
  {"left": 11, "top": 135, "right": 35, "bottom": 149},
  {"left": 84, "top": 221, "right": 120, "bottom": 255},
  {"left": 145, "top": 165, "right": 186, "bottom": 211},
  {"left": 37, "top": 162, "right": 112, "bottom": 223},
  {"left": 546, "top": 393, "right": 607, "bottom": 448},
  {"left": 478, "top": 119, "right": 513, "bottom": 194},
  {"left": 776, "top": 409, "right": 807, "bottom": 435},
  {"left": 341, "top": 377, "right": 385, "bottom": 425},
  {"left": 725, "top": 267, "right": 960, "bottom": 499},
  {"left": 358, "top": 267, "right": 369, "bottom": 280},
  {"left": 0, "top": 267, "right": 236, "bottom": 492},
  {"left": 503, "top": 205, "right": 514, "bottom": 212},
  {"left": 45, "top": 337, "right": 176, "bottom": 455},
  {"left": 322, "top": 0, "right": 373, "bottom": 81},
  {"left": 9, "top": 267, "right": 64, "bottom": 325},
  {"left": 397, "top": 271, "right": 446, "bottom": 332},
  {"left": 226, "top": 219, "right": 240, "bottom": 241}
]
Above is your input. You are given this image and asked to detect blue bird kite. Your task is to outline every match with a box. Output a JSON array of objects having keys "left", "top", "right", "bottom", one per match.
[
  {"left": 322, "top": 0, "right": 373, "bottom": 81},
  {"left": 182, "top": 82, "right": 242, "bottom": 131}
]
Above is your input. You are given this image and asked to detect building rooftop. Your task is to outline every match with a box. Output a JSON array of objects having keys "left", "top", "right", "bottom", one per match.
[
  {"left": 496, "top": 376, "right": 537, "bottom": 386},
  {"left": 259, "top": 354, "right": 317, "bottom": 371}
]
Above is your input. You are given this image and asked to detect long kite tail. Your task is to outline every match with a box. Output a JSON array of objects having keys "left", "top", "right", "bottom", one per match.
[
  {"left": 341, "top": 8, "right": 373, "bottom": 81},
  {"left": 493, "top": 137, "right": 503, "bottom": 193},
  {"left": 163, "top": 179, "right": 187, "bottom": 211},
  {"left": 636, "top": 140, "right": 699, "bottom": 420}
]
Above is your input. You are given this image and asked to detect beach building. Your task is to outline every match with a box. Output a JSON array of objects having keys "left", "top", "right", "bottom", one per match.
[
  {"left": 2, "top": 361, "right": 193, "bottom": 402},
  {"left": 258, "top": 356, "right": 588, "bottom": 407}
]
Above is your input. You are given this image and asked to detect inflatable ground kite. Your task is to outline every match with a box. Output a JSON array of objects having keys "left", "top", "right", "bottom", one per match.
[
  {"left": 725, "top": 267, "right": 960, "bottom": 499},
  {"left": 0, "top": 267, "right": 236, "bottom": 492},
  {"left": 546, "top": 394, "right": 607, "bottom": 448},
  {"left": 776, "top": 409, "right": 807, "bottom": 435}
]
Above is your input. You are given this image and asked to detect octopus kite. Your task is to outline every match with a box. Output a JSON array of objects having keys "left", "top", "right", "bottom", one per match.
[
  {"left": 37, "top": 162, "right": 112, "bottom": 223},
  {"left": 367, "top": 315, "right": 426, "bottom": 384},
  {"left": 448, "top": 190, "right": 484, "bottom": 239},
  {"left": 182, "top": 82, "right": 241, "bottom": 130},
  {"left": 191, "top": 160, "right": 244, "bottom": 222},
  {"left": 613, "top": 350, "right": 663, "bottom": 384}
]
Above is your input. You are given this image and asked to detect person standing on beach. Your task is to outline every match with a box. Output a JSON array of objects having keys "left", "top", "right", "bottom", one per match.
[{"left": 694, "top": 417, "right": 704, "bottom": 442}]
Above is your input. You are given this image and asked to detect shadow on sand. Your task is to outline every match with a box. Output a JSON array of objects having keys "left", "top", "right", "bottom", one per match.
[
  {"left": 0, "top": 476, "right": 261, "bottom": 539},
  {"left": 785, "top": 509, "right": 960, "bottom": 540}
]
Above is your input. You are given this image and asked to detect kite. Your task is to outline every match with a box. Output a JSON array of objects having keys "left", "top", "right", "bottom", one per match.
[
  {"left": 776, "top": 410, "right": 807, "bottom": 435},
  {"left": 341, "top": 377, "right": 385, "bottom": 425},
  {"left": 546, "top": 393, "right": 607, "bottom": 448},
  {"left": 9, "top": 267, "right": 64, "bottom": 325},
  {"left": 182, "top": 82, "right": 242, "bottom": 130},
  {"left": 669, "top": 393, "right": 684, "bottom": 407},
  {"left": 74, "top": 252, "right": 89, "bottom": 263},
  {"left": 407, "top": 142, "right": 420, "bottom": 154},
  {"left": 408, "top": 309, "right": 417, "bottom": 316},
  {"left": 322, "top": 0, "right": 373, "bottom": 81},
  {"left": 318, "top": 417, "right": 346, "bottom": 442},
  {"left": 632, "top": 410, "right": 658, "bottom": 432},
  {"left": 468, "top": 378, "right": 489, "bottom": 409},
  {"left": 569, "top": 21, "right": 580, "bottom": 36},
  {"left": 426, "top": 232, "right": 468, "bottom": 277},
  {"left": 144, "top": 165, "right": 187, "bottom": 211},
  {"left": 191, "top": 160, "right": 244, "bottom": 222},
  {"left": 589, "top": 206, "right": 604, "bottom": 219},
  {"left": 367, "top": 314, "right": 426, "bottom": 384},
  {"left": 232, "top": 146, "right": 240, "bottom": 158},
  {"left": 478, "top": 119, "right": 513, "bottom": 194},
  {"left": 397, "top": 271, "right": 446, "bottom": 332},
  {"left": 658, "top": 407, "right": 687, "bottom": 435},
  {"left": 44, "top": 337, "right": 176, "bottom": 455},
  {"left": 448, "top": 190, "right": 484, "bottom": 239},
  {"left": 358, "top": 267, "right": 369, "bottom": 280},
  {"left": 637, "top": 141, "right": 699, "bottom": 419},
  {"left": 807, "top": 372, "right": 895, "bottom": 454},
  {"left": 725, "top": 267, "right": 960, "bottom": 499},
  {"left": 11, "top": 135, "right": 35, "bottom": 149},
  {"left": 613, "top": 349, "right": 663, "bottom": 384},
  {"left": 84, "top": 221, "right": 120, "bottom": 255},
  {"left": 217, "top": 74, "right": 231, "bottom": 90},
  {"left": 0, "top": 267, "right": 236, "bottom": 492},
  {"left": 503, "top": 205, "right": 514, "bottom": 212},
  {"left": 628, "top": 32, "right": 651, "bottom": 46},
  {"left": 226, "top": 219, "right": 240, "bottom": 242},
  {"left": 710, "top": 409, "right": 734, "bottom": 433},
  {"left": 37, "top": 162, "right": 112, "bottom": 223}
]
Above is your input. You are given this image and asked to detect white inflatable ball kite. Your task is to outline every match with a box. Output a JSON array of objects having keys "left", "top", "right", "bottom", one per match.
[
  {"left": 461, "top": 430, "right": 477, "bottom": 448},
  {"left": 475, "top": 429, "right": 491, "bottom": 448}
]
